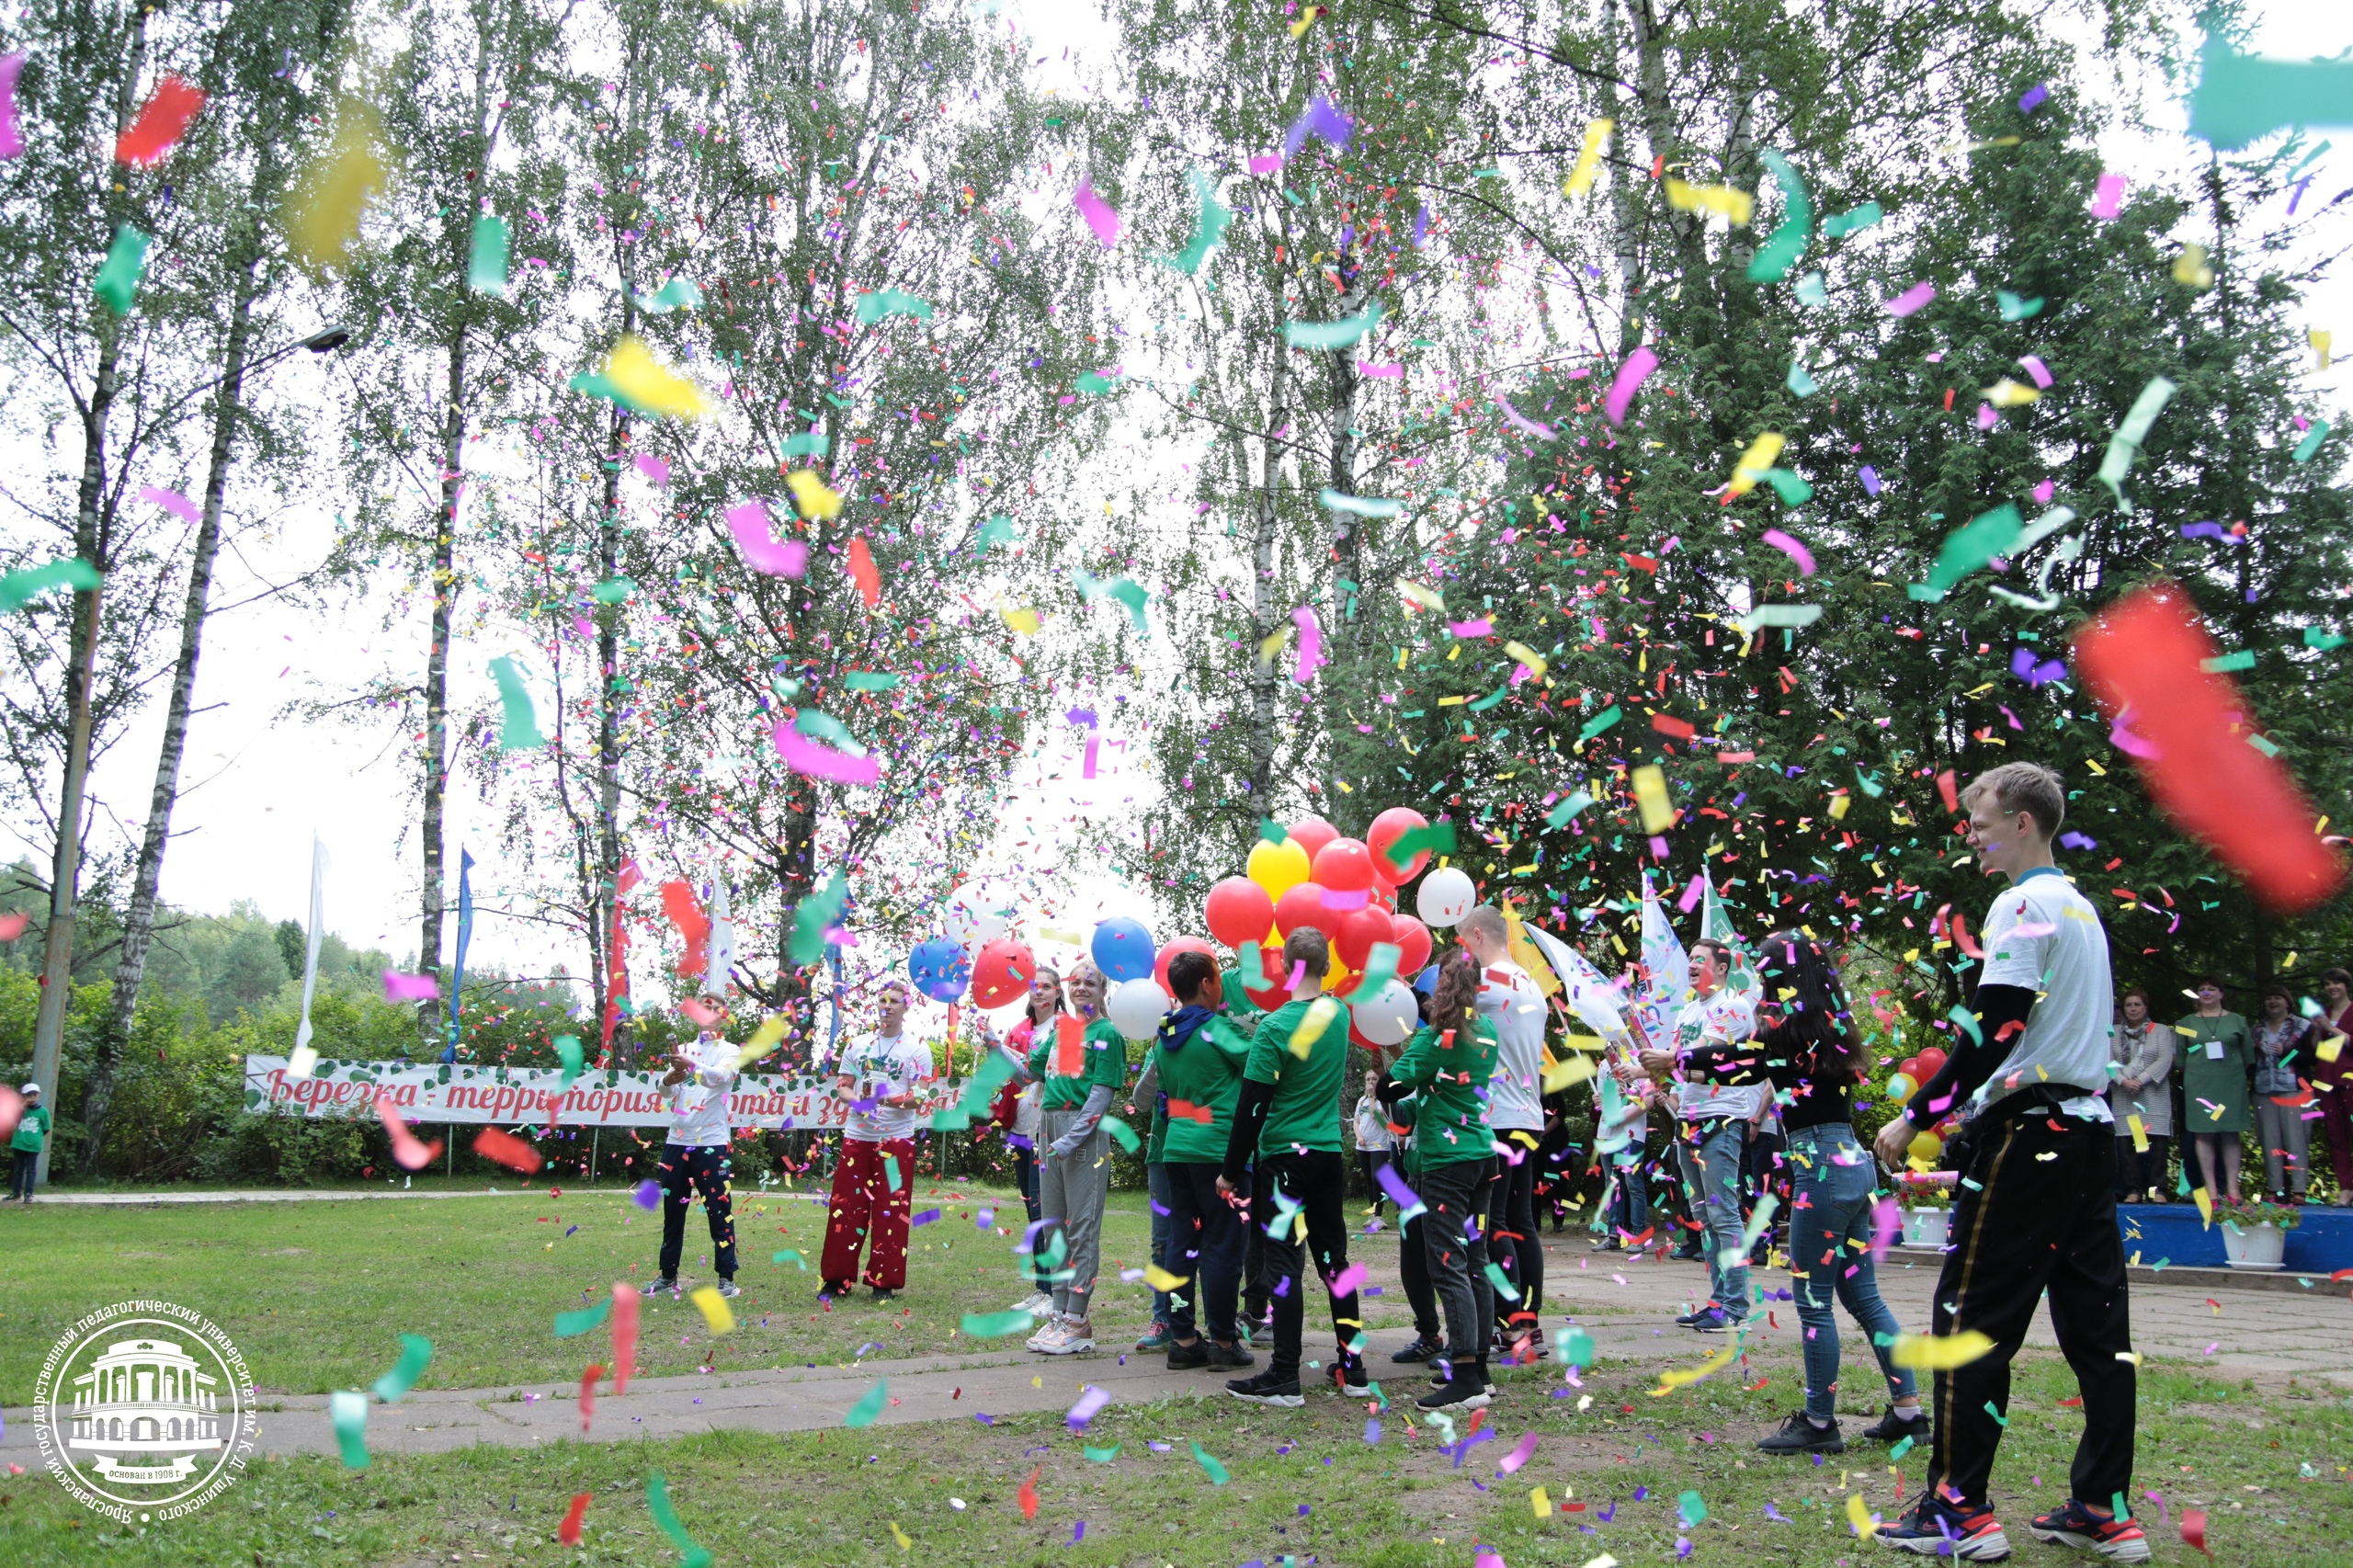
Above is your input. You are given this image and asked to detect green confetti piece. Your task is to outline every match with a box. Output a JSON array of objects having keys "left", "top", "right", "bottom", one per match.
[
  {"left": 977, "top": 514, "right": 1017, "bottom": 550},
  {"left": 1984, "top": 1400, "right": 2008, "bottom": 1427},
  {"left": 555, "top": 1034, "right": 585, "bottom": 1089},
  {"left": 1467, "top": 686, "right": 1509, "bottom": 712},
  {"left": 1553, "top": 1326, "right": 1596, "bottom": 1367},
  {"left": 488, "top": 655, "right": 544, "bottom": 750},
  {"left": 788, "top": 870, "right": 849, "bottom": 963},
  {"left": 1759, "top": 467, "right": 1813, "bottom": 506},
  {"left": 854, "top": 287, "right": 934, "bottom": 323},
  {"left": 2187, "top": 37, "right": 2353, "bottom": 152},
  {"left": 844, "top": 1379, "right": 888, "bottom": 1428},
  {"left": 1258, "top": 818, "right": 1291, "bottom": 845},
  {"left": 1745, "top": 149, "right": 1811, "bottom": 283},
  {"left": 1786, "top": 358, "right": 1819, "bottom": 396},
  {"left": 1577, "top": 705, "right": 1623, "bottom": 742},
  {"left": 1237, "top": 939, "right": 1267, "bottom": 989},
  {"left": 591, "top": 575, "right": 637, "bottom": 603},
  {"left": 2200, "top": 650, "right": 2256, "bottom": 672},
  {"left": 0, "top": 557, "right": 100, "bottom": 615},
  {"left": 961, "top": 1309, "right": 1037, "bottom": 1337},
  {"left": 1100, "top": 1114, "right": 1141, "bottom": 1153},
  {"left": 1909, "top": 502, "right": 2023, "bottom": 601},
  {"left": 794, "top": 708, "right": 866, "bottom": 753},
  {"left": 554, "top": 1300, "right": 612, "bottom": 1338},
  {"left": 647, "top": 1472, "right": 715, "bottom": 1568},
  {"left": 329, "top": 1390, "right": 369, "bottom": 1469},
  {"left": 2302, "top": 627, "right": 2346, "bottom": 651},
  {"left": 1678, "top": 1489, "right": 1708, "bottom": 1527},
  {"left": 1074, "top": 370, "right": 1117, "bottom": 394},
  {"left": 1482, "top": 1260, "right": 1521, "bottom": 1301},
  {"left": 2097, "top": 377, "right": 2177, "bottom": 514},
  {"left": 1889, "top": 1434, "right": 1915, "bottom": 1461},
  {"left": 2111, "top": 1490, "right": 2131, "bottom": 1524},
  {"left": 370, "top": 1335, "right": 433, "bottom": 1403},
  {"left": 1996, "top": 289, "right": 2044, "bottom": 321},
  {"left": 467, "top": 214, "right": 510, "bottom": 297},
  {"left": 1106, "top": 577, "right": 1149, "bottom": 636},
  {"left": 634, "top": 276, "right": 703, "bottom": 313},
  {"left": 883, "top": 1153, "right": 902, "bottom": 1193},
  {"left": 1794, "top": 270, "right": 1828, "bottom": 306},
  {"left": 1821, "top": 201, "right": 1882, "bottom": 239},
  {"left": 1349, "top": 941, "right": 1401, "bottom": 1002},
  {"left": 773, "top": 1248, "right": 808, "bottom": 1269},
  {"left": 1545, "top": 791, "right": 1595, "bottom": 828},
  {"left": 844, "top": 670, "right": 902, "bottom": 691},
  {"left": 781, "top": 430, "right": 829, "bottom": 458},
  {"left": 93, "top": 224, "right": 151, "bottom": 316},
  {"left": 1392, "top": 822, "right": 1456, "bottom": 858},
  {"left": 1160, "top": 167, "right": 1232, "bottom": 275},
  {"left": 2293, "top": 420, "right": 2332, "bottom": 462},
  {"left": 1189, "top": 1440, "right": 1231, "bottom": 1485},
  {"left": 1285, "top": 300, "right": 1382, "bottom": 349},
  {"left": 1084, "top": 1443, "right": 1120, "bottom": 1462},
  {"left": 1319, "top": 488, "right": 1404, "bottom": 517}
]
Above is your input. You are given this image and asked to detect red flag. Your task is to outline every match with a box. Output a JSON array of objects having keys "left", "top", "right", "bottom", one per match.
[
  {"left": 847, "top": 535, "right": 881, "bottom": 608},
  {"left": 472, "top": 1127, "right": 543, "bottom": 1174},
  {"left": 2073, "top": 580, "right": 2345, "bottom": 914},
  {"left": 660, "top": 881, "right": 710, "bottom": 978},
  {"left": 116, "top": 75, "right": 205, "bottom": 166}
]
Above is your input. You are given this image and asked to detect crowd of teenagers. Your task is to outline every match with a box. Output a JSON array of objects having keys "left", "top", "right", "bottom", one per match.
[{"left": 625, "top": 761, "right": 2353, "bottom": 1562}]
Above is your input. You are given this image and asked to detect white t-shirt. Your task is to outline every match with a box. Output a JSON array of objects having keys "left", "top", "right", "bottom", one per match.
[
  {"left": 665, "top": 1038, "right": 738, "bottom": 1147},
  {"left": 1968, "top": 868, "right": 2115, "bottom": 1123},
  {"left": 1478, "top": 958, "right": 1550, "bottom": 1132},
  {"left": 840, "top": 1031, "right": 938, "bottom": 1142},
  {"left": 1673, "top": 989, "right": 1765, "bottom": 1121},
  {"left": 1353, "top": 1095, "right": 1392, "bottom": 1151}
]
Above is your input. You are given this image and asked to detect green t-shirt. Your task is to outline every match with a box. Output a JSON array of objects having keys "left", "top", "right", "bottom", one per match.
[
  {"left": 9, "top": 1102, "right": 49, "bottom": 1154},
  {"left": 1242, "top": 994, "right": 1349, "bottom": 1157},
  {"left": 1219, "top": 966, "right": 1265, "bottom": 1028},
  {"left": 1151, "top": 1014, "right": 1252, "bottom": 1164},
  {"left": 1029, "top": 1016, "right": 1129, "bottom": 1110},
  {"left": 1388, "top": 1017, "right": 1498, "bottom": 1165}
]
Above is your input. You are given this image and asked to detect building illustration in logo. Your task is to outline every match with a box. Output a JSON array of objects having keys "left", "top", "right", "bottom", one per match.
[{"left": 64, "top": 1336, "right": 224, "bottom": 1485}]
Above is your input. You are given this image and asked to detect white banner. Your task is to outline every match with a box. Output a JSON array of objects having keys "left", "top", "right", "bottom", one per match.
[{"left": 243, "top": 1055, "right": 966, "bottom": 1132}]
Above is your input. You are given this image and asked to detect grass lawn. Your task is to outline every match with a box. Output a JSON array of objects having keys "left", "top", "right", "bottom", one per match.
[{"left": 4, "top": 1355, "right": 2347, "bottom": 1567}]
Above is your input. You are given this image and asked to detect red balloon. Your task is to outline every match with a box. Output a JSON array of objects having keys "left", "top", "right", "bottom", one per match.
[
  {"left": 1915, "top": 1047, "right": 1949, "bottom": 1079},
  {"left": 1387, "top": 914, "right": 1433, "bottom": 979},
  {"left": 1311, "top": 837, "right": 1376, "bottom": 894},
  {"left": 1368, "top": 805, "right": 1433, "bottom": 882},
  {"left": 1204, "top": 876, "right": 1275, "bottom": 950},
  {"left": 1238, "top": 939, "right": 1290, "bottom": 1011},
  {"left": 1286, "top": 816, "right": 1339, "bottom": 863},
  {"left": 1154, "top": 936, "right": 1218, "bottom": 1000},
  {"left": 1899, "top": 1057, "right": 1922, "bottom": 1082},
  {"left": 971, "top": 937, "right": 1037, "bottom": 1008},
  {"left": 1335, "top": 905, "right": 1397, "bottom": 971},
  {"left": 1274, "top": 881, "right": 1340, "bottom": 940},
  {"left": 1370, "top": 873, "right": 1398, "bottom": 912}
]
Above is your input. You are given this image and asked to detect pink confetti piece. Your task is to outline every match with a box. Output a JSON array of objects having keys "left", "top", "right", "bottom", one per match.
[
  {"left": 1885, "top": 280, "right": 1937, "bottom": 317},
  {"left": 1603, "top": 346, "right": 1657, "bottom": 426},
  {"left": 725, "top": 500, "right": 807, "bottom": 577},
  {"left": 1247, "top": 153, "right": 1284, "bottom": 175},
  {"left": 139, "top": 484, "right": 201, "bottom": 524},
  {"left": 1677, "top": 873, "right": 1706, "bottom": 913},
  {"left": 772, "top": 716, "right": 881, "bottom": 785},
  {"left": 2018, "top": 355, "right": 2053, "bottom": 389},
  {"left": 382, "top": 969, "right": 438, "bottom": 1003},
  {"left": 1329, "top": 1262, "right": 1367, "bottom": 1297},
  {"left": 1318, "top": 886, "right": 1370, "bottom": 911},
  {"left": 634, "top": 453, "right": 670, "bottom": 485},
  {"left": 1976, "top": 402, "right": 1998, "bottom": 430},
  {"left": 1449, "top": 618, "right": 1494, "bottom": 638},
  {"left": 2033, "top": 478, "right": 2055, "bottom": 502},
  {"left": 1760, "top": 528, "right": 1815, "bottom": 575},
  {"left": 1868, "top": 1194, "right": 1901, "bottom": 1262},
  {"left": 0, "top": 53, "right": 24, "bottom": 160},
  {"left": 2090, "top": 173, "right": 2126, "bottom": 220},
  {"left": 1496, "top": 396, "right": 1554, "bottom": 440},
  {"left": 1074, "top": 176, "right": 1121, "bottom": 249},
  {"left": 1358, "top": 360, "right": 1403, "bottom": 378},
  {"left": 1290, "top": 604, "right": 1325, "bottom": 683},
  {"left": 1497, "top": 1431, "right": 1540, "bottom": 1474}
]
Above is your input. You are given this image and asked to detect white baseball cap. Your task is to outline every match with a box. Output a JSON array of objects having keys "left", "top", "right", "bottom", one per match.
[{"left": 19, "top": 1083, "right": 38, "bottom": 1094}]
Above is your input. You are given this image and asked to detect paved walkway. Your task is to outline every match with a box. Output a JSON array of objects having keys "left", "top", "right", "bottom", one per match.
[
  {"left": 18, "top": 1186, "right": 648, "bottom": 1205},
  {"left": 6, "top": 1233, "right": 2341, "bottom": 1466}
]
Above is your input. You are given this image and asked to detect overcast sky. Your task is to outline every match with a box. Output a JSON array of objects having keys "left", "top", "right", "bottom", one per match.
[{"left": 21, "top": 0, "right": 2349, "bottom": 1024}]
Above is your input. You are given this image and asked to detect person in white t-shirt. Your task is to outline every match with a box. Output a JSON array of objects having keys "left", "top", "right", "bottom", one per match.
[
  {"left": 1456, "top": 904, "right": 1549, "bottom": 1355},
  {"left": 1640, "top": 937, "right": 1758, "bottom": 1333},
  {"left": 644, "top": 1005, "right": 742, "bottom": 1299},
  {"left": 819, "top": 980, "right": 939, "bottom": 1301},
  {"left": 1870, "top": 761, "right": 2142, "bottom": 1562},
  {"left": 1352, "top": 1070, "right": 1393, "bottom": 1217}
]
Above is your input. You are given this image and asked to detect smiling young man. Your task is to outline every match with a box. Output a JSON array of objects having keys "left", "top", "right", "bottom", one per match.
[
  {"left": 1641, "top": 937, "right": 1760, "bottom": 1335},
  {"left": 1870, "top": 762, "right": 2143, "bottom": 1563}
]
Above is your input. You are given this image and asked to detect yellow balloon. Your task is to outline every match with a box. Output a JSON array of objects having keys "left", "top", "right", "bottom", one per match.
[
  {"left": 1247, "top": 837, "right": 1311, "bottom": 899},
  {"left": 1906, "top": 1130, "right": 1944, "bottom": 1164},
  {"left": 1887, "top": 1073, "right": 1917, "bottom": 1103}
]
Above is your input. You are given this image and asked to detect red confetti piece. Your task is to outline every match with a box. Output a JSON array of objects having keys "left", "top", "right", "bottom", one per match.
[
  {"left": 473, "top": 1126, "right": 543, "bottom": 1173},
  {"left": 609, "top": 1283, "right": 639, "bottom": 1393},
  {"left": 115, "top": 75, "right": 204, "bottom": 166},
  {"left": 847, "top": 534, "right": 881, "bottom": 608},
  {"left": 660, "top": 881, "right": 710, "bottom": 978},
  {"left": 374, "top": 1093, "right": 444, "bottom": 1170},
  {"left": 2075, "top": 581, "right": 2347, "bottom": 913},
  {"left": 579, "top": 1361, "right": 603, "bottom": 1433},
  {"left": 558, "top": 1492, "right": 591, "bottom": 1546},
  {"left": 1017, "top": 1463, "right": 1042, "bottom": 1520},
  {"left": 1936, "top": 768, "right": 1959, "bottom": 812},
  {"left": 2181, "top": 1507, "right": 2211, "bottom": 1556}
]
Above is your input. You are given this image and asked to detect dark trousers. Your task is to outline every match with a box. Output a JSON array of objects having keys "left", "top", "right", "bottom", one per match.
[
  {"left": 9, "top": 1150, "right": 35, "bottom": 1200},
  {"left": 1162, "top": 1161, "right": 1246, "bottom": 1342},
  {"left": 1397, "top": 1204, "right": 1440, "bottom": 1339},
  {"left": 1256, "top": 1149, "right": 1362, "bottom": 1378},
  {"left": 1486, "top": 1136, "right": 1541, "bottom": 1327},
  {"left": 1243, "top": 1164, "right": 1270, "bottom": 1314},
  {"left": 1357, "top": 1148, "right": 1391, "bottom": 1211},
  {"left": 1927, "top": 1112, "right": 2134, "bottom": 1511},
  {"left": 1416, "top": 1156, "right": 1495, "bottom": 1380},
  {"left": 2114, "top": 1133, "right": 2170, "bottom": 1201},
  {"left": 656, "top": 1142, "right": 737, "bottom": 1280},
  {"left": 1013, "top": 1142, "right": 1047, "bottom": 1286}
]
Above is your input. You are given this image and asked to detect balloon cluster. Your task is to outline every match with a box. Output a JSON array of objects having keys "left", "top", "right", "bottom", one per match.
[{"left": 1885, "top": 1045, "right": 1956, "bottom": 1162}]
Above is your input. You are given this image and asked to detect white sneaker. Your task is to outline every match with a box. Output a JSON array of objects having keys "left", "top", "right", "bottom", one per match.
[
  {"left": 1010, "top": 1290, "right": 1053, "bottom": 1316},
  {"left": 1026, "top": 1312, "right": 1065, "bottom": 1352},
  {"left": 1040, "top": 1318, "right": 1094, "bottom": 1356}
]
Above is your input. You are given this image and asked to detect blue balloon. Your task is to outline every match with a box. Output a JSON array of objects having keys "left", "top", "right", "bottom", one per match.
[
  {"left": 909, "top": 937, "right": 971, "bottom": 1003},
  {"left": 1090, "top": 915, "right": 1155, "bottom": 983}
]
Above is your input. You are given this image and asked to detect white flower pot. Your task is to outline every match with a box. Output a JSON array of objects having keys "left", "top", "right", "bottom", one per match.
[
  {"left": 1903, "top": 1208, "right": 1949, "bottom": 1248},
  {"left": 2222, "top": 1221, "right": 2286, "bottom": 1271}
]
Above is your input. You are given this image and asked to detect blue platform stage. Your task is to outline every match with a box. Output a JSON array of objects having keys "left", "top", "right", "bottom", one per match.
[{"left": 2117, "top": 1202, "right": 2353, "bottom": 1274}]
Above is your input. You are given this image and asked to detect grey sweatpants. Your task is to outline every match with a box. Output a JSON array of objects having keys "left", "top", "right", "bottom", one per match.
[{"left": 1037, "top": 1108, "right": 1113, "bottom": 1319}]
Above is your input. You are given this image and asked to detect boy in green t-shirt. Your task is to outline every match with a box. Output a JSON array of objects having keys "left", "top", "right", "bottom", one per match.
[
  {"left": 1151, "top": 949, "right": 1256, "bottom": 1370},
  {"left": 1023, "top": 961, "right": 1128, "bottom": 1356},
  {"left": 8, "top": 1083, "right": 48, "bottom": 1201},
  {"left": 1218, "top": 928, "right": 1369, "bottom": 1406}
]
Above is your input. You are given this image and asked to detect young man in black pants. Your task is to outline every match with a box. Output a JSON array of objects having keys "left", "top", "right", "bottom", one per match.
[
  {"left": 1872, "top": 762, "right": 2144, "bottom": 1563},
  {"left": 1219, "top": 928, "right": 1370, "bottom": 1406},
  {"left": 1153, "top": 950, "right": 1255, "bottom": 1370}
]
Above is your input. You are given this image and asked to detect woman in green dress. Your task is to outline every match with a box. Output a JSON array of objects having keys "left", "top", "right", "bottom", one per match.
[{"left": 2178, "top": 975, "right": 2252, "bottom": 1203}]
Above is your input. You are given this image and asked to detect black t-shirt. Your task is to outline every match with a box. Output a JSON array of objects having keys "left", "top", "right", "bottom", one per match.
[{"left": 1684, "top": 1017, "right": 1856, "bottom": 1131}]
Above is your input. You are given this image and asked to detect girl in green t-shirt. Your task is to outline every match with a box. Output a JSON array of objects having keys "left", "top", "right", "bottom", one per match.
[{"left": 1023, "top": 960, "right": 1128, "bottom": 1356}]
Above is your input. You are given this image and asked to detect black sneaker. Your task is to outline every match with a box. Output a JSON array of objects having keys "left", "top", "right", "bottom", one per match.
[
  {"left": 819, "top": 1279, "right": 850, "bottom": 1301},
  {"left": 1335, "top": 1355, "right": 1371, "bottom": 1397},
  {"left": 1671, "top": 1245, "right": 1704, "bottom": 1262},
  {"left": 2027, "top": 1498, "right": 2151, "bottom": 1562},
  {"left": 1206, "top": 1339, "right": 1255, "bottom": 1369},
  {"left": 1673, "top": 1307, "right": 1710, "bottom": 1328},
  {"left": 870, "top": 1286, "right": 894, "bottom": 1302},
  {"left": 1879, "top": 1494, "right": 2011, "bottom": 1560},
  {"left": 1166, "top": 1339, "right": 1210, "bottom": 1370},
  {"left": 642, "top": 1277, "right": 679, "bottom": 1297},
  {"left": 1862, "top": 1405, "right": 1933, "bottom": 1443},
  {"left": 1756, "top": 1409, "right": 1846, "bottom": 1454},
  {"left": 1391, "top": 1335, "right": 1445, "bottom": 1364},
  {"left": 1225, "top": 1369, "right": 1304, "bottom": 1407},
  {"left": 1415, "top": 1377, "right": 1491, "bottom": 1412},
  {"left": 1690, "top": 1307, "right": 1741, "bottom": 1334}
]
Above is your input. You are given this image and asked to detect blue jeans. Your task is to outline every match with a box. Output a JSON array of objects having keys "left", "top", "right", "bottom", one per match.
[
  {"left": 1606, "top": 1154, "right": 1649, "bottom": 1236},
  {"left": 1787, "top": 1123, "right": 1916, "bottom": 1421},
  {"left": 1147, "top": 1161, "right": 1173, "bottom": 1324},
  {"left": 1687, "top": 1119, "right": 1751, "bottom": 1319}
]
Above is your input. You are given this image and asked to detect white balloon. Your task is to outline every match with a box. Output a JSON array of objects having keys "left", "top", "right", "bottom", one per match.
[
  {"left": 1415, "top": 866, "right": 1477, "bottom": 928},
  {"left": 1350, "top": 979, "right": 1419, "bottom": 1047},
  {"left": 944, "top": 883, "right": 1012, "bottom": 954},
  {"left": 1106, "top": 976, "right": 1173, "bottom": 1041}
]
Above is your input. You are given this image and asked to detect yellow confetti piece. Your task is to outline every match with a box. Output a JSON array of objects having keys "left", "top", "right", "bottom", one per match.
[
  {"left": 1829, "top": 793, "right": 1853, "bottom": 821},
  {"left": 1143, "top": 1263, "right": 1188, "bottom": 1292},
  {"left": 689, "top": 1286, "right": 735, "bottom": 1335},
  {"left": 1631, "top": 765, "right": 1676, "bottom": 834},
  {"left": 786, "top": 468, "right": 842, "bottom": 519},
  {"left": 1665, "top": 177, "right": 1754, "bottom": 224},
  {"left": 1983, "top": 377, "right": 2040, "bottom": 407},
  {"left": 2313, "top": 329, "right": 2333, "bottom": 372},
  {"left": 1290, "top": 995, "right": 1341, "bottom": 1058},
  {"left": 891, "top": 1521, "right": 912, "bottom": 1551},
  {"left": 734, "top": 1014, "right": 790, "bottom": 1070},
  {"left": 1890, "top": 1330, "right": 1994, "bottom": 1370},
  {"left": 598, "top": 335, "right": 716, "bottom": 419},
  {"left": 1651, "top": 1344, "right": 1736, "bottom": 1395},
  {"left": 1394, "top": 577, "right": 1447, "bottom": 612},
  {"left": 1847, "top": 1493, "right": 1878, "bottom": 1538},
  {"left": 1564, "top": 118, "right": 1614, "bottom": 197},
  {"left": 1000, "top": 605, "right": 1040, "bottom": 636},
  {"left": 1541, "top": 1052, "right": 1599, "bottom": 1094},
  {"left": 2127, "top": 1112, "right": 2149, "bottom": 1153},
  {"left": 1287, "top": 3, "right": 1323, "bottom": 37},
  {"left": 1723, "top": 431, "right": 1784, "bottom": 497},
  {"left": 1531, "top": 1486, "right": 1553, "bottom": 1517},
  {"left": 2192, "top": 1186, "right": 2213, "bottom": 1229},
  {"left": 2173, "top": 243, "right": 2214, "bottom": 288},
  {"left": 286, "top": 106, "right": 388, "bottom": 270},
  {"left": 1503, "top": 641, "right": 1549, "bottom": 680}
]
